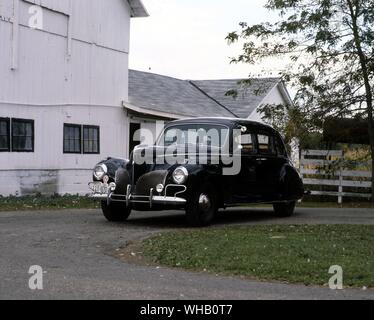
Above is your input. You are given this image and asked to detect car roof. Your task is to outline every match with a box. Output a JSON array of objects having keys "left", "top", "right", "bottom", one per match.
[{"left": 167, "top": 117, "right": 276, "bottom": 132}]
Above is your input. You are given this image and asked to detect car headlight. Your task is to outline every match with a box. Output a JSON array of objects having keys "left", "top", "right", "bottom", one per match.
[
  {"left": 172, "top": 167, "right": 188, "bottom": 185},
  {"left": 93, "top": 164, "right": 108, "bottom": 181},
  {"left": 156, "top": 184, "right": 164, "bottom": 193}
]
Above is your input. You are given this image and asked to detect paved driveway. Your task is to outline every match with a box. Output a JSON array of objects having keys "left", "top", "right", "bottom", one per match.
[{"left": 0, "top": 207, "right": 373, "bottom": 300}]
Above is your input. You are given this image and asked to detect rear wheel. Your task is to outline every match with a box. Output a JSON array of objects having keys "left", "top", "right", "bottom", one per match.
[
  {"left": 186, "top": 184, "right": 218, "bottom": 227},
  {"left": 101, "top": 201, "right": 132, "bottom": 222},
  {"left": 273, "top": 201, "right": 296, "bottom": 217}
]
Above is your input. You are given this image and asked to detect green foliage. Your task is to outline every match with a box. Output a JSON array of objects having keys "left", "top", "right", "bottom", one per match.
[
  {"left": 324, "top": 116, "right": 369, "bottom": 144},
  {"left": 0, "top": 195, "right": 99, "bottom": 211},
  {"left": 143, "top": 225, "right": 374, "bottom": 288},
  {"left": 227, "top": 0, "right": 374, "bottom": 144},
  {"left": 256, "top": 102, "right": 325, "bottom": 150}
]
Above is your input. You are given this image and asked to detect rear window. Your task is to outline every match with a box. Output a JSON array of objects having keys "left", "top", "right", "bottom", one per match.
[{"left": 235, "top": 134, "right": 255, "bottom": 154}]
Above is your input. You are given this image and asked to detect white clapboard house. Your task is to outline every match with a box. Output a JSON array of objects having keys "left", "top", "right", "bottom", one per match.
[
  {"left": 0, "top": 0, "right": 148, "bottom": 195},
  {"left": 0, "top": 0, "right": 293, "bottom": 196}
]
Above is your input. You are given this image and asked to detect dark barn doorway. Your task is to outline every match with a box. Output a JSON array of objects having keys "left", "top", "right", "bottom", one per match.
[{"left": 129, "top": 122, "right": 141, "bottom": 155}]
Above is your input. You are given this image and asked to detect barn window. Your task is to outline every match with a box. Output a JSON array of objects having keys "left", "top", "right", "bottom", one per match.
[
  {"left": 83, "top": 126, "right": 100, "bottom": 154},
  {"left": 0, "top": 118, "right": 10, "bottom": 152},
  {"left": 64, "top": 124, "right": 100, "bottom": 154},
  {"left": 63, "top": 124, "right": 81, "bottom": 154},
  {"left": 11, "top": 119, "right": 34, "bottom": 152}
]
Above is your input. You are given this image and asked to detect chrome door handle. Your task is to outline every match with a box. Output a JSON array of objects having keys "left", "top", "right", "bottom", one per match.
[{"left": 256, "top": 158, "right": 267, "bottom": 161}]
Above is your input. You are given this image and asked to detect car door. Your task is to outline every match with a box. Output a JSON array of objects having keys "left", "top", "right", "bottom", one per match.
[
  {"left": 273, "top": 133, "right": 292, "bottom": 198},
  {"left": 254, "top": 131, "right": 280, "bottom": 201},
  {"left": 231, "top": 132, "right": 260, "bottom": 203}
]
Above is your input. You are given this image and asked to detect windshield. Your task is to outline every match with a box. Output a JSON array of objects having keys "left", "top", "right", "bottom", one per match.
[{"left": 157, "top": 124, "right": 229, "bottom": 149}]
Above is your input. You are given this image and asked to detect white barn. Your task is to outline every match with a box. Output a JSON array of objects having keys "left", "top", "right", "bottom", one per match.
[{"left": 0, "top": 0, "right": 147, "bottom": 196}]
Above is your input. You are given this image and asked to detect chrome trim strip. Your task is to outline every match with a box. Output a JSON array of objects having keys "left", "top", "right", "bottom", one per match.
[
  {"left": 90, "top": 184, "right": 187, "bottom": 206},
  {"left": 126, "top": 184, "right": 131, "bottom": 207},
  {"left": 164, "top": 184, "right": 187, "bottom": 198},
  {"left": 108, "top": 193, "right": 187, "bottom": 205},
  {"left": 150, "top": 188, "right": 154, "bottom": 208},
  {"left": 131, "top": 160, "right": 135, "bottom": 188},
  {"left": 174, "top": 186, "right": 187, "bottom": 198},
  {"left": 89, "top": 194, "right": 108, "bottom": 200},
  {"left": 152, "top": 196, "right": 187, "bottom": 204}
]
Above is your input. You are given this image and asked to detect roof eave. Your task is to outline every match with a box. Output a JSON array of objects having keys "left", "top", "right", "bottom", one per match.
[
  {"left": 122, "top": 101, "right": 188, "bottom": 120},
  {"left": 127, "top": 0, "right": 149, "bottom": 18},
  {"left": 278, "top": 81, "right": 294, "bottom": 107}
]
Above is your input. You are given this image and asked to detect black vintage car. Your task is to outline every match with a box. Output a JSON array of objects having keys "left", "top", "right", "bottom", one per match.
[{"left": 89, "top": 118, "right": 304, "bottom": 226}]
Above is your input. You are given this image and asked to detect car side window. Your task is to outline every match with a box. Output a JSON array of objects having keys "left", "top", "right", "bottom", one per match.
[
  {"left": 239, "top": 134, "right": 254, "bottom": 154},
  {"left": 257, "top": 133, "right": 276, "bottom": 155}
]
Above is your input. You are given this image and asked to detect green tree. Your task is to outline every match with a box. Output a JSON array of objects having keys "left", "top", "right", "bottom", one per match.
[
  {"left": 227, "top": 0, "right": 374, "bottom": 200},
  {"left": 256, "top": 103, "right": 323, "bottom": 149}
]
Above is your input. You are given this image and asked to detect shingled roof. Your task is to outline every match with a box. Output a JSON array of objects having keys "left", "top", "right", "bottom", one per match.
[
  {"left": 127, "top": 0, "right": 148, "bottom": 17},
  {"left": 128, "top": 70, "right": 283, "bottom": 119},
  {"left": 191, "top": 78, "right": 281, "bottom": 118}
]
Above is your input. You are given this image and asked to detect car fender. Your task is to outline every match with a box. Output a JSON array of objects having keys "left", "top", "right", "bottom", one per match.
[
  {"left": 279, "top": 163, "right": 304, "bottom": 200},
  {"left": 94, "top": 157, "right": 129, "bottom": 181}
]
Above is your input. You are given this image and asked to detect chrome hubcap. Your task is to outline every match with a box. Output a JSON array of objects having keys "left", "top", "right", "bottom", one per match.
[{"left": 199, "top": 194, "right": 211, "bottom": 212}]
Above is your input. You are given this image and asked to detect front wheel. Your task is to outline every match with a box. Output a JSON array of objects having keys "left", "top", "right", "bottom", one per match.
[
  {"left": 273, "top": 201, "right": 296, "bottom": 217},
  {"left": 101, "top": 201, "right": 132, "bottom": 222},
  {"left": 186, "top": 184, "right": 218, "bottom": 227}
]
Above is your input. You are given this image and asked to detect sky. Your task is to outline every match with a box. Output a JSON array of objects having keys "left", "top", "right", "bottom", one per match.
[{"left": 129, "top": 0, "right": 284, "bottom": 80}]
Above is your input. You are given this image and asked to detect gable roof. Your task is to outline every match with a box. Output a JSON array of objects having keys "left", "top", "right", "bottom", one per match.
[
  {"left": 127, "top": 70, "right": 284, "bottom": 119},
  {"left": 128, "top": 70, "right": 236, "bottom": 118},
  {"left": 191, "top": 78, "right": 281, "bottom": 118},
  {"left": 127, "top": 0, "right": 149, "bottom": 17}
]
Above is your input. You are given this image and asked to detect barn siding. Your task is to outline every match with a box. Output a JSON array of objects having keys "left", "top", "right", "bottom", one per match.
[{"left": 0, "top": 0, "right": 133, "bottom": 196}]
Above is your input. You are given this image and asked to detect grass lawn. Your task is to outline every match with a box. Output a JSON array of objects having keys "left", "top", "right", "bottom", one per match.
[
  {"left": 1, "top": 194, "right": 374, "bottom": 212},
  {"left": 142, "top": 225, "right": 374, "bottom": 288},
  {"left": 250, "top": 202, "right": 374, "bottom": 209},
  {"left": 0, "top": 195, "right": 99, "bottom": 212},
  {"left": 298, "top": 202, "right": 374, "bottom": 209}
]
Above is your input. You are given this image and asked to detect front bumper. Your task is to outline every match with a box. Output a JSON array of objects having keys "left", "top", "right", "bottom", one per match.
[{"left": 89, "top": 183, "right": 187, "bottom": 208}]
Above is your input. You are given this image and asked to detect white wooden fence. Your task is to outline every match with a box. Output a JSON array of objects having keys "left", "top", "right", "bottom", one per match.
[{"left": 300, "top": 150, "right": 372, "bottom": 204}]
